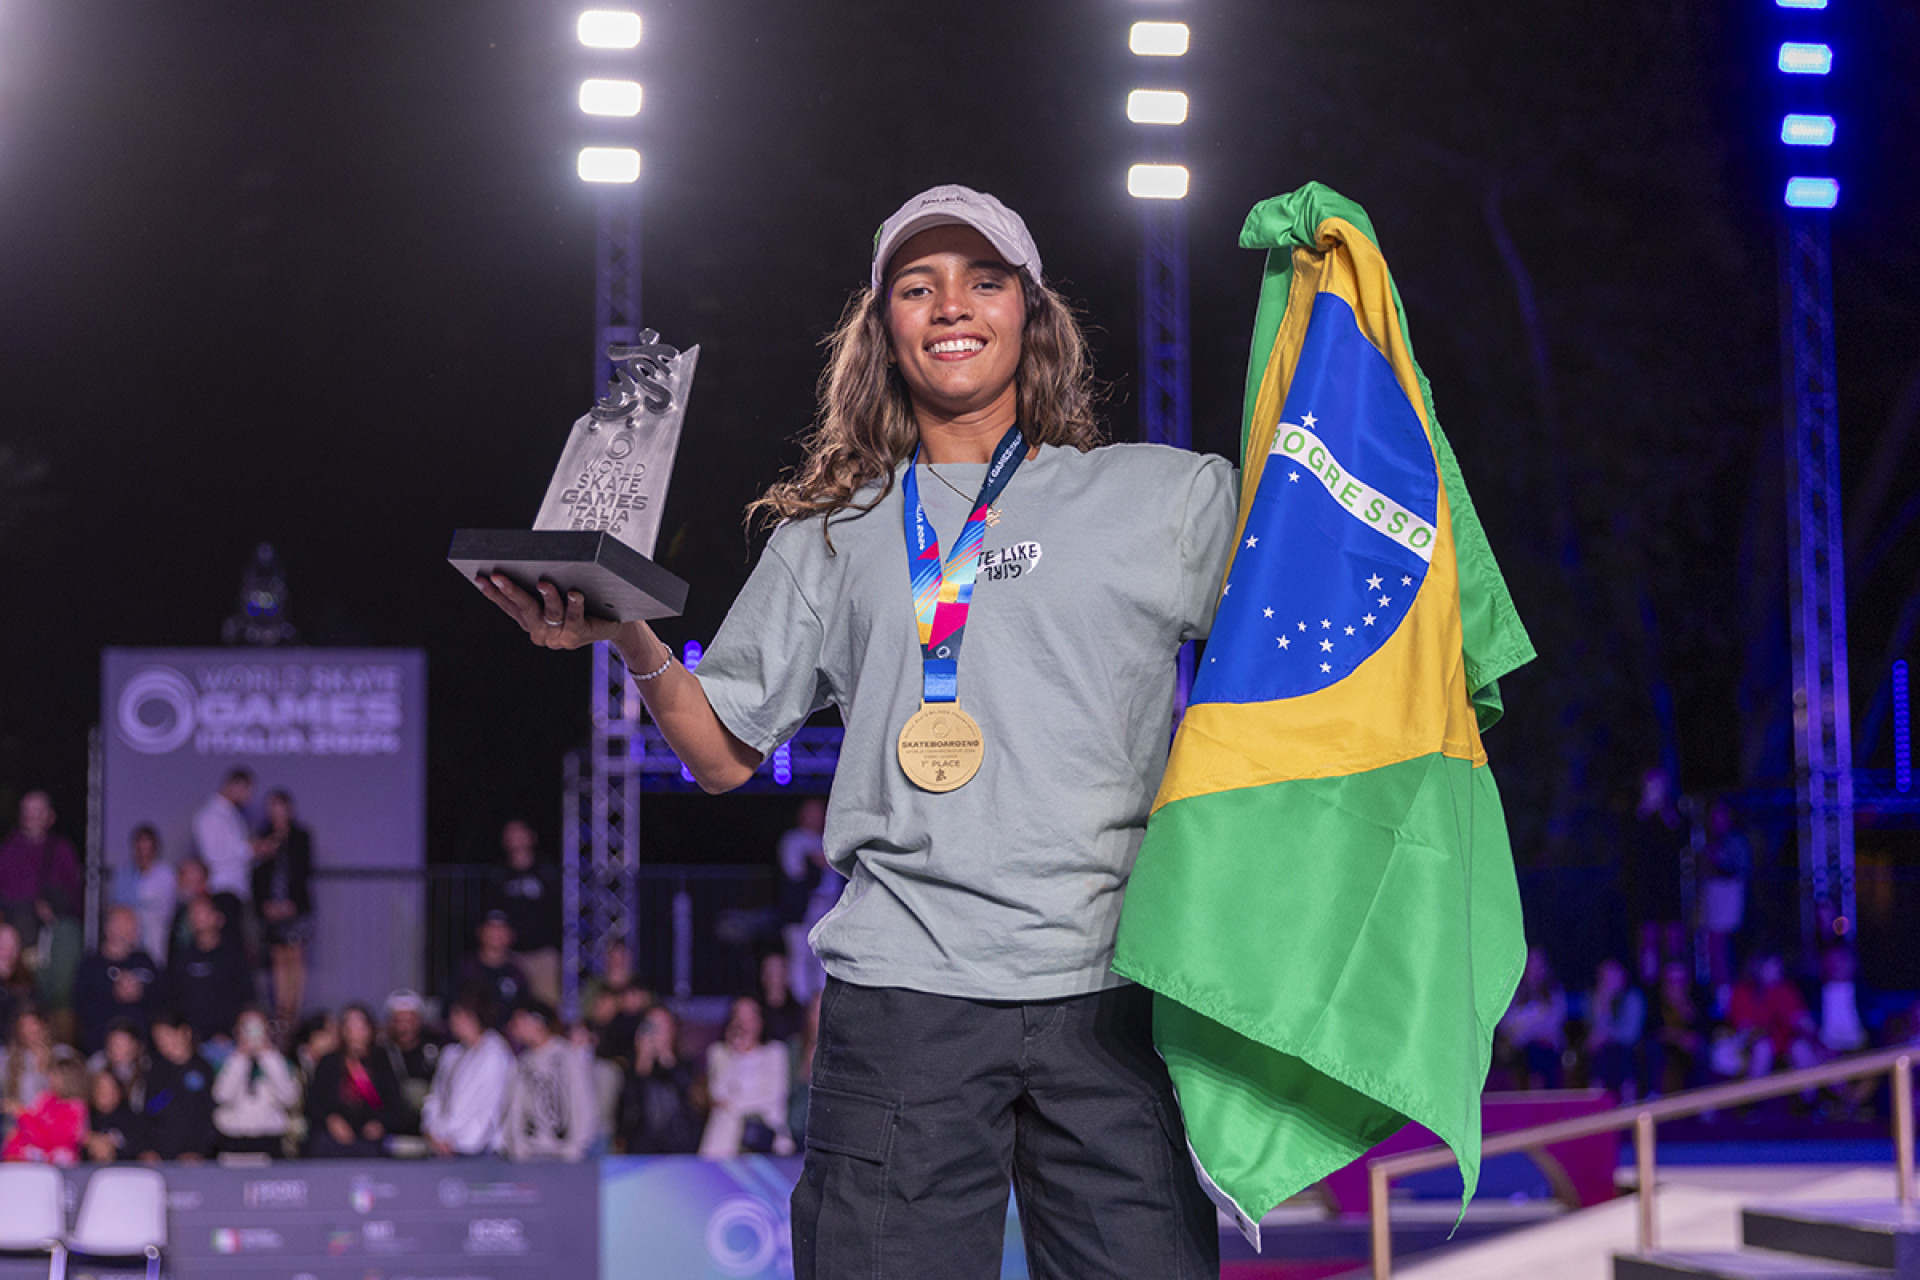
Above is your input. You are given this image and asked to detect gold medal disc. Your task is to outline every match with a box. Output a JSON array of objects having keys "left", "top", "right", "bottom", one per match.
[{"left": 896, "top": 703, "right": 985, "bottom": 792}]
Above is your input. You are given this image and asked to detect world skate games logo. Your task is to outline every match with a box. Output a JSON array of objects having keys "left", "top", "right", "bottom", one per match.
[{"left": 115, "top": 661, "right": 406, "bottom": 757}]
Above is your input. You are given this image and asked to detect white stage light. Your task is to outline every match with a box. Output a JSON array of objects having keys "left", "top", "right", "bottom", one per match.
[
  {"left": 1127, "top": 164, "right": 1189, "bottom": 200},
  {"left": 1777, "top": 42, "right": 1833, "bottom": 74},
  {"left": 578, "top": 146, "right": 641, "bottom": 183},
  {"left": 1780, "top": 114, "right": 1836, "bottom": 146},
  {"left": 1129, "top": 22, "right": 1190, "bottom": 57},
  {"left": 1127, "top": 90, "right": 1189, "bottom": 125},
  {"left": 579, "top": 78, "right": 643, "bottom": 116},
  {"left": 1784, "top": 176, "right": 1839, "bottom": 208},
  {"left": 578, "top": 10, "right": 641, "bottom": 49}
]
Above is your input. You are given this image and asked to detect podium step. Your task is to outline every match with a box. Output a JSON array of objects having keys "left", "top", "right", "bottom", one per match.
[
  {"left": 1613, "top": 1250, "right": 1893, "bottom": 1280},
  {"left": 1744, "top": 1203, "right": 1920, "bottom": 1278}
]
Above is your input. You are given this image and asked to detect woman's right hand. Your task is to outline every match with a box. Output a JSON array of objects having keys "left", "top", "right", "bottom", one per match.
[{"left": 475, "top": 574, "right": 622, "bottom": 651}]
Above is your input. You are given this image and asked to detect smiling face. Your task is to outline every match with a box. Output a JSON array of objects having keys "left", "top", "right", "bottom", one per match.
[{"left": 883, "top": 225, "right": 1025, "bottom": 430}]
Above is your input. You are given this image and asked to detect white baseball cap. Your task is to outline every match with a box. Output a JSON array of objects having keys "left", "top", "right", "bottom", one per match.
[{"left": 870, "top": 184, "right": 1043, "bottom": 292}]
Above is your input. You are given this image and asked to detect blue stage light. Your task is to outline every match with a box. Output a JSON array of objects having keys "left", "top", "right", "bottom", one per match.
[
  {"left": 773, "top": 741, "right": 793, "bottom": 786},
  {"left": 1777, "top": 42, "right": 1833, "bottom": 74},
  {"left": 681, "top": 640, "right": 703, "bottom": 671},
  {"left": 1896, "top": 661, "right": 1912, "bottom": 794},
  {"left": 1781, "top": 114, "right": 1837, "bottom": 146},
  {"left": 1776, "top": 0, "right": 1827, "bottom": 8},
  {"left": 1784, "top": 176, "right": 1840, "bottom": 208}
]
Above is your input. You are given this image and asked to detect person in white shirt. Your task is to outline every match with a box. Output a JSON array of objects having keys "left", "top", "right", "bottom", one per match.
[
  {"left": 423, "top": 992, "right": 514, "bottom": 1156},
  {"left": 501, "top": 1000, "right": 597, "bottom": 1162},
  {"left": 699, "top": 996, "right": 794, "bottom": 1158},
  {"left": 212, "top": 1008, "right": 302, "bottom": 1156},
  {"left": 192, "top": 767, "right": 259, "bottom": 905},
  {"left": 113, "top": 825, "right": 176, "bottom": 962}
]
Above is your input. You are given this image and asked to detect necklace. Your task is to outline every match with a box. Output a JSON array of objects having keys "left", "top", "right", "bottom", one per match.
[{"left": 920, "top": 461, "right": 1004, "bottom": 526}]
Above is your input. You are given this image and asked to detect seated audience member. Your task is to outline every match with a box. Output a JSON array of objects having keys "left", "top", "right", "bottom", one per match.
[
  {"left": 113, "top": 824, "right": 176, "bottom": 962},
  {"left": 87, "top": 1019, "right": 151, "bottom": 1113},
  {"left": 73, "top": 906, "right": 161, "bottom": 1053},
  {"left": 422, "top": 992, "right": 513, "bottom": 1157},
  {"left": 0, "top": 923, "right": 25, "bottom": 1044},
  {"left": 1648, "top": 960, "right": 1704, "bottom": 1095},
  {"left": 1726, "top": 953, "right": 1819, "bottom": 1078},
  {"left": 1498, "top": 946, "right": 1568, "bottom": 1090},
  {"left": 617, "top": 1005, "right": 703, "bottom": 1154},
  {"left": 1815, "top": 945, "right": 1868, "bottom": 1056},
  {"left": 501, "top": 1000, "right": 597, "bottom": 1162},
  {"left": 457, "top": 913, "right": 530, "bottom": 1026},
  {"left": 699, "top": 996, "right": 794, "bottom": 1158},
  {"left": 1585, "top": 957, "right": 1647, "bottom": 1099},
  {"left": 3, "top": 1057, "right": 87, "bottom": 1164},
  {"left": 252, "top": 790, "right": 314, "bottom": 1026},
  {"left": 166, "top": 894, "right": 254, "bottom": 1051},
  {"left": 213, "top": 1008, "right": 302, "bottom": 1157},
  {"left": 84, "top": 1068, "right": 144, "bottom": 1162},
  {"left": 379, "top": 988, "right": 441, "bottom": 1124},
  {"left": 758, "top": 951, "right": 805, "bottom": 1045},
  {"left": 580, "top": 940, "right": 636, "bottom": 1019},
  {"left": 3, "top": 1007, "right": 59, "bottom": 1120},
  {"left": 168, "top": 855, "right": 243, "bottom": 957},
  {"left": 140, "top": 1009, "right": 216, "bottom": 1162},
  {"left": 305, "top": 1003, "right": 404, "bottom": 1158}
]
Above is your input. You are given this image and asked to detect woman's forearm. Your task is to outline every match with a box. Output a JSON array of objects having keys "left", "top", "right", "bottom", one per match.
[{"left": 611, "top": 623, "right": 761, "bottom": 793}]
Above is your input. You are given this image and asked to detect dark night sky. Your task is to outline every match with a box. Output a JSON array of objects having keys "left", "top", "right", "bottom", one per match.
[{"left": 2, "top": 1, "right": 1916, "bottom": 875}]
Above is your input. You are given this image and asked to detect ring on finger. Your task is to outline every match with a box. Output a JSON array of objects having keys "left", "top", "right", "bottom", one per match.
[{"left": 545, "top": 616, "right": 563, "bottom": 627}]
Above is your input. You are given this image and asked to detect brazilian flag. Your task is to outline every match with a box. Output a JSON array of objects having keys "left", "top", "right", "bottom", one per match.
[{"left": 1114, "top": 183, "right": 1535, "bottom": 1245}]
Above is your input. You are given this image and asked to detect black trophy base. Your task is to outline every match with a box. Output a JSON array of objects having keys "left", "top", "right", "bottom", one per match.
[{"left": 449, "top": 529, "right": 689, "bottom": 623}]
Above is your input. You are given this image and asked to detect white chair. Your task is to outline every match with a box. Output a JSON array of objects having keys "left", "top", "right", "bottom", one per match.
[
  {"left": 0, "top": 1163, "right": 69, "bottom": 1278},
  {"left": 65, "top": 1166, "right": 167, "bottom": 1280}
]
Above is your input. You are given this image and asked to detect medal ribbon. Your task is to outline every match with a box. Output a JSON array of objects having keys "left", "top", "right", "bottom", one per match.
[{"left": 901, "top": 426, "right": 1027, "bottom": 703}]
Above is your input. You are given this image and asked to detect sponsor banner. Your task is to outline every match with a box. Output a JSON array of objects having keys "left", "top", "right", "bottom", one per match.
[
  {"left": 101, "top": 649, "right": 426, "bottom": 1007},
  {"left": 600, "top": 1157, "right": 1029, "bottom": 1279}
]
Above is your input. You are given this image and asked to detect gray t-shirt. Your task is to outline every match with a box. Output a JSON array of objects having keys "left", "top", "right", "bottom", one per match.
[{"left": 696, "top": 442, "right": 1238, "bottom": 1000}]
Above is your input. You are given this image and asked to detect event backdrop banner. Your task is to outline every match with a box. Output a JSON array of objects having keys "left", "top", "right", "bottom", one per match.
[{"left": 101, "top": 648, "right": 427, "bottom": 1008}]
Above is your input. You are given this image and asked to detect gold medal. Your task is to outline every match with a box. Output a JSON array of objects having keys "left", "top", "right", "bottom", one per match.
[{"left": 896, "top": 702, "right": 985, "bottom": 792}]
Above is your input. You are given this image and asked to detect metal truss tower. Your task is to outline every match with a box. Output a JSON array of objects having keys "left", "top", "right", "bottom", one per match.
[
  {"left": 560, "top": 193, "right": 646, "bottom": 1018},
  {"left": 1779, "top": 209, "right": 1855, "bottom": 948}
]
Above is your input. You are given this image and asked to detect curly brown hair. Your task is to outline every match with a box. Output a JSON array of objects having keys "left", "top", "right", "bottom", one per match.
[{"left": 749, "top": 271, "right": 1103, "bottom": 536}]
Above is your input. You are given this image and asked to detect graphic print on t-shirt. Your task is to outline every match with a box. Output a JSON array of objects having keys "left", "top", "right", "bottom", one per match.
[{"left": 978, "top": 540, "right": 1042, "bottom": 583}]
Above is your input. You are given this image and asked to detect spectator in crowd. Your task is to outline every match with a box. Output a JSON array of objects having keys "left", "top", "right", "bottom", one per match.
[
  {"left": 291, "top": 1010, "right": 339, "bottom": 1089},
  {"left": 379, "top": 988, "right": 440, "bottom": 1127},
  {"left": 457, "top": 912, "right": 530, "bottom": 1026},
  {"left": 87, "top": 1019, "right": 149, "bottom": 1113},
  {"left": 73, "top": 906, "right": 161, "bottom": 1054},
  {"left": 3, "top": 1007, "right": 61, "bottom": 1128},
  {"left": 501, "top": 999, "right": 597, "bottom": 1162},
  {"left": 0, "top": 791, "right": 82, "bottom": 950},
  {"left": 1814, "top": 945, "right": 1868, "bottom": 1057},
  {"left": 169, "top": 855, "right": 242, "bottom": 955},
  {"left": 1725, "top": 953, "right": 1819, "bottom": 1079},
  {"left": 789, "top": 992, "right": 821, "bottom": 1147},
  {"left": 616, "top": 1005, "right": 702, "bottom": 1154},
  {"left": 580, "top": 940, "right": 636, "bottom": 1017},
  {"left": 487, "top": 820, "right": 562, "bottom": 1008},
  {"left": 1649, "top": 960, "right": 1704, "bottom": 1096},
  {"left": 1584, "top": 958, "right": 1646, "bottom": 1100},
  {"left": 305, "top": 1003, "right": 404, "bottom": 1158},
  {"left": 422, "top": 991, "right": 513, "bottom": 1157},
  {"left": 84, "top": 1068, "right": 144, "bottom": 1162},
  {"left": 113, "top": 824, "right": 176, "bottom": 962},
  {"left": 699, "top": 996, "right": 794, "bottom": 1158},
  {"left": 1699, "top": 802, "right": 1751, "bottom": 992},
  {"left": 192, "top": 766, "right": 260, "bottom": 914},
  {"left": 0, "top": 923, "right": 23, "bottom": 1044},
  {"left": 165, "top": 894, "right": 254, "bottom": 1051},
  {"left": 775, "top": 798, "right": 840, "bottom": 1003},
  {"left": 213, "top": 1007, "right": 301, "bottom": 1157},
  {"left": 139, "top": 1009, "right": 216, "bottom": 1162},
  {"left": 1498, "top": 946, "right": 1568, "bottom": 1090},
  {"left": 3, "top": 1056, "right": 87, "bottom": 1164},
  {"left": 251, "top": 789, "right": 314, "bottom": 1026},
  {"left": 758, "top": 950, "right": 805, "bottom": 1045},
  {"left": 0, "top": 792, "right": 83, "bottom": 1020}
]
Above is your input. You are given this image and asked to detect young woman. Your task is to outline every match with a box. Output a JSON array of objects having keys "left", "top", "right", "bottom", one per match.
[
  {"left": 480, "top": 185, "right": 1233, "bottom": 1278},
  {"left": 698, "top": 995, "right": 793, "bottom": 1158},
  {"left": 304, "top": 1003, "right": 403, "bottom": 1158},
  {"left": 252, "top": 789, "right": 314, "bottom": 1025}
]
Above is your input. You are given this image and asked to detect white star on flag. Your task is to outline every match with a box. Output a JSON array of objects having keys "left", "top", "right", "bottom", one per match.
[
  {"left": 1401, "top": 576, "right": 1412, "bottom": 586},
  {"left": 1263, "top": 607, "right": 1274, "bottom": 618},
  {"left": 1321, "top": 619, "right": 1331, "bottom": 629},
  {"left": 1319, "top": 639, "right": 1333, "bottom": 652},
  {"left": 1319, "top": 662, "right": 1331, "bottom": 673},
  {"left": 1344, "top": 626, "right": 1355, "bottom": 636},
  {"left": 1301, "top": 412, "right": 1318, "bottom": 427},
  {"left": 1378, "top": 596, "right": 1391, "bottom": 608},
  {"left": 1366, "top": 575, "right": 1382, "bottom": 590},
  {"left": 1278, "top": 636, "right": 1290, "bottom": 650},
  {"left": 1363, "top": 614, "right": 1376, "bottom": 626},
  {"left": 1245, "top": 536, "right": 1259, "bottom": 548},
  {"left": 1297, "top": 621, "right": 1307, "bottom": 632},
  {"left": 1288, "top": 471, "right": 1300, "bottom": 482}
]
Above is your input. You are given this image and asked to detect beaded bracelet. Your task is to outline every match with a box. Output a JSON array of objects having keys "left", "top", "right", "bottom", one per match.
[{"left": 631, "top": 655, "right": 674, "bottom": 682}]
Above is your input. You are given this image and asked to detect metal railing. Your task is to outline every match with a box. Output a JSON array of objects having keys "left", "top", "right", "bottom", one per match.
[{"left": 1367, "top": 1045, "right": 1917, "bottom": 1279}]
